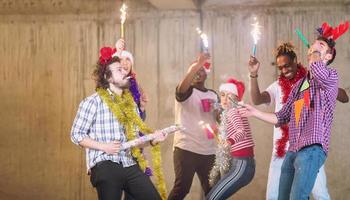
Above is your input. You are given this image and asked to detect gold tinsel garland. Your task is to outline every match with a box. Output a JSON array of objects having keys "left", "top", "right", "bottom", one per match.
[{"left": 97, "top": 88, "right": 167, "bottom": 199}]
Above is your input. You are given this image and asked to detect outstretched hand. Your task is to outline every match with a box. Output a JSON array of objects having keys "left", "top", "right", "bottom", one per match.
[{"left": 237, "top": 103, "right": 258, "bottom": 118}]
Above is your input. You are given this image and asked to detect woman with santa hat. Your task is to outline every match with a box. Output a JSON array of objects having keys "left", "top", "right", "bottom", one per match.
[{"left": 206, "top": 78, "right": 255, "bottom": 200}]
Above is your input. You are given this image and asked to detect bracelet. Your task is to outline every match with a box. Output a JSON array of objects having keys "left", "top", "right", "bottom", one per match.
[{"left": 250, "top": 74, "right": 258, "bottom": 78}]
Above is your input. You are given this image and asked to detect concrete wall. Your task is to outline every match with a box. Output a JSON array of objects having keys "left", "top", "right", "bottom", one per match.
[{"left": 0, "top": 1, "right": 349, "bottom": 199}]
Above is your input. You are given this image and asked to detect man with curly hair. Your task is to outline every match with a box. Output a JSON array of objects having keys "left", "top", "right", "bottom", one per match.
[{"left": 70, "top": 47, "right": 167, "bottom": 200}]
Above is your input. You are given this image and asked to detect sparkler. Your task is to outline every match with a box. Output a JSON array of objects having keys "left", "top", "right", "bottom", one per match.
[
  {"left": 228, "top": 96, "right": 244, "bottom": 108},
  {"left": 251, "top": 17, "right": 262, "bottom": 56},
  {"left": 198, "top": 121, "right": 218, "bottom": 141},
  {"left": 120, "top": 3, "right": 127, "bottom": 38},
  {"left": 196, "top": 27, "right": 209, "bottom": 52}
]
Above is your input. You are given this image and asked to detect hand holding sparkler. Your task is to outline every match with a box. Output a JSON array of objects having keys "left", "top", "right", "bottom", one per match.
[
  {"left": 251, "top": 17, "right": 262, "bottom": 56},
  {"left": 114, "top": 38, "right": 125, "bottom": 57},
  {"left": 248, "top": 56, "right": 260, "bottom": 76},
  {"left": 197, "top": 52, "right": 210, "bottom": 66}
]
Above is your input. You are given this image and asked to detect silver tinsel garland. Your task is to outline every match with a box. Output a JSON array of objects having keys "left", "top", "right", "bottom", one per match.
[
  {"left": 209, "top": 97, "right": 242, "bottom": 186},
  {"left": 208, "top": 109, "right": 232, "bottom": 186}
]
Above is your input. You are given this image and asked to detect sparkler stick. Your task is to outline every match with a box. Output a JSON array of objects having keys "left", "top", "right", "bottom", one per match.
[
  {"left": 198, "top": 121, "right": 219, "bottom": 142},
  {"left": 251, "top": 17, "right": 262, "bottom": 56},
  {"left": 228, "top": 96, "right": 244, "bottom": 108},
  {"left": 196, "top": 27, "right": 209, "bottom": 53},
  {"left": 120, "top": 3, "right": 127, "bottom": 38}
]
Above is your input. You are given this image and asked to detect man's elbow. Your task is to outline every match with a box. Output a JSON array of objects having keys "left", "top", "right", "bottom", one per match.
[
  {"left": 251, "top": 99, "right": 260, "bottom": 105},
  {"left": 337, "top": 90, "right": 349, "bottom": 103},
  {"left": 339, "top": 97, "right": 349, "bottom": 103},
  {"left": 176, "top": 84, "right": 188, "bottom": 95}
]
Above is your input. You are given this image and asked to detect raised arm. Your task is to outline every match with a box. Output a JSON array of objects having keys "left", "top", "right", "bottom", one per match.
[
  {"left": 239, "top": 81, "right": 297, "bottom": 126},
  {"left": 248, "top": 56, "right": 271, "bottom": 105},
  {"left": 177, "top": 53, "right": 210, "bottom": 94},
  {"left": 307, "top": 45, "right": 338, "bottom": 92},
  {"left": 114, "top": 38, "right": 125, "bottom": 58}
]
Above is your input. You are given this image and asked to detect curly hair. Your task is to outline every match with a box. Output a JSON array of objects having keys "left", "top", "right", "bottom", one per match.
[
  {"left": 274, "top": 42, "right": 297, "bottom": 63},
  {"left": 92, "top": 56, "right": 120, "bottom": 89}
]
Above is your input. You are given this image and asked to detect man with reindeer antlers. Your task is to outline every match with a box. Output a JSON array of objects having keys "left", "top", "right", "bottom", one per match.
[{"left": 240, "top": 21, "right": 349, "bottom": 200}]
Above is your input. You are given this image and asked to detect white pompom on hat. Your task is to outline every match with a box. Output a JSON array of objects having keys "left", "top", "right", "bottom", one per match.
[
  {"left": 112, "top": 50, "right": 134, "bottom": 66},
  {"left": 120, "top": 50, "right": 134, "bottom": 66},
  {"left": 219, "top": 78, "right": 245, "bottom": 101},
  {"left": 219, "top": 82, "right": 238, "bottom": 96}
]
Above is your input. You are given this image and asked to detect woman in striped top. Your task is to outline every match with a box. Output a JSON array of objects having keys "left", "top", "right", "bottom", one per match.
[{"left": 206, "top": 78, "right": 255, "bottom": 200}]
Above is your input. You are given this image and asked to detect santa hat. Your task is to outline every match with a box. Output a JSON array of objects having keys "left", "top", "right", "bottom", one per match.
[
  {"left": 121, "top": 50, "right": 134, "bottom": 66},
  {"left": 112, "top": 50, "right": 134, "bottom": 66},
  {"left": 219, "top": 78, "right": 245, "bottom": 101}
]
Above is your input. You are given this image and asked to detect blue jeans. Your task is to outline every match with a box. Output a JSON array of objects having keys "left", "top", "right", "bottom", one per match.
[{"left": 278, "top": 144, "right": 326, "bottom": 200}]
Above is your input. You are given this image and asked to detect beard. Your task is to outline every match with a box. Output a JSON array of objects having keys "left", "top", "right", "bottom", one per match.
[{"left": 111, "top": 79, "right": 130, "bottom": 89}]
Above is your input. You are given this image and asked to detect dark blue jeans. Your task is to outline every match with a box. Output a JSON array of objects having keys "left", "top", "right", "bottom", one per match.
[{"left": 278, "top": 144, "right": 327, "bottom": 200}]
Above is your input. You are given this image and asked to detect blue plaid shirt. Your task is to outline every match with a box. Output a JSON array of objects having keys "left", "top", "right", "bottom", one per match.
[{"left": 70, "top": 93, "right": 136, "bottom": 171}]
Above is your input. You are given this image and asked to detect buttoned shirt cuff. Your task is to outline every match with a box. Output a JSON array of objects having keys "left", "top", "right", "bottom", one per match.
[
  {"left": 71, "top": 133, "right": 89, "bottom": 146},
  {"left": 274, "top": 112, "right": 284, "bottom": 128}
]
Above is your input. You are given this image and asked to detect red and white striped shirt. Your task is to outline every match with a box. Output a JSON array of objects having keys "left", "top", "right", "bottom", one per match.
[{"left": 225, "top": 108, "right": 254, "bottom": 157}]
